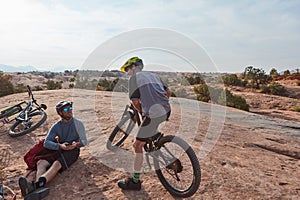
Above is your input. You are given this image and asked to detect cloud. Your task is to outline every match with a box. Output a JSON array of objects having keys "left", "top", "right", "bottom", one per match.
[{"left": 0, "top": 0, "right": 299, "bottom": 72}]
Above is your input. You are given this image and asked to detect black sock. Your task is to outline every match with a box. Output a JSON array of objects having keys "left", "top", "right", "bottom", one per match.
[{"left": 35, "top": 177, "right": 47, "bottom": 188}]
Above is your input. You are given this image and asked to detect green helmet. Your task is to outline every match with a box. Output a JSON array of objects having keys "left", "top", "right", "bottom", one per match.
[{"left": 120, "top": 57, "right": 143, "bottom": 72}]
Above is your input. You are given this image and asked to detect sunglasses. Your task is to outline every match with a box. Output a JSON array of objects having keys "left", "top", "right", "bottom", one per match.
[
  {"left": 62, "top": 106, "right": 73, "bottom": 113},
  {"left": 125, "top": 65, "right": 133, "bottom": 72}
]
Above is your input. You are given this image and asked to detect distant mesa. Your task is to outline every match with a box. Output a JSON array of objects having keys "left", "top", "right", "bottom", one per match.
[{"left": 0, "top": 64, "right": 77, "bottom": 72}]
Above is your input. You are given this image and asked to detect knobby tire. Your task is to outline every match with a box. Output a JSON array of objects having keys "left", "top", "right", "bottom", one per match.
[
  {"left": 154, "top": 135, "right": 201, "bottom": 198},
  {"left": 106, "top": 114, "right": 135, "bottom": 151},
  {"left": 9, "top": 111, "right": 47, "bottom": 137}
]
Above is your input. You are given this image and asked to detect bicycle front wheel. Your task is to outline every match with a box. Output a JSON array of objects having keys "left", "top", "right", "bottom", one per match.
[
  {"left": 154, "top": 135, "right": 201, "bottom": 198},
  {"left": 9, "top": 111, "right": 47, "bottom": 137},
  {"left": 106, "top": 113, "right": 136, "bottom": 151}
]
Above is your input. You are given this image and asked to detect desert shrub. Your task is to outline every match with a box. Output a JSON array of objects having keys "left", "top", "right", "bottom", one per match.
[
  {"left": 261, "top": 82, "right": 288, "bottom": 96},
  {"left": 222, "top": 74, "right": 244, "bottom": 86},
  {"left": 194, "top": 84, "right": 249, "bottom": 111},
  {"left": 14, "top": 84, "right": 27, "bottom": 93},
  {"left": 69, "top": 83, "right": 74, "bottom": 88},
  {"left": 242, "top": 66, "right": 269, "bottom": 89},
  {"left": 224, "top": 89, "right": 249, "bottom": 111},
  {"left": 297, "top": 81, "right": 300, "bottom": 86},
  {"left": 34, "top": 85, "right": 43, "bottom": 91},
  {"left": 283, "top": 70, "right": 290, "bottom": 75},
  {"left": 293, "top": 106, "right": 300, "bottom": 112},
  {"left": 194, "top": 84, "right": 210, "bottom": 102},
  {"left": 0, "top": 72, "right": 14, "bottom": 97},
  {"left": 270, "top": 68, "right": 279, "bottom": 78},
  {"left": 75, "top": 78, "right": 98, "bottom": 90},
  {"left": 185, "top": 75, "right": 204, "bottom": 85},
  {"left": 96, "top": 78, "right": 128, "bottom": 92},
  {"left": 45, "top": 80, "right": 62, "bottom": 90}
]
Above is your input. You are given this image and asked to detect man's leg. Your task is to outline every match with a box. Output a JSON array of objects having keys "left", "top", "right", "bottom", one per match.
[
  {"left": 36, "top": 160, "right": 51, "bottom": 182},
  {"left": 117, "top": 140, "right": 144, "bottom": 191},
  {"left": 38, "top": 160, "right": 62, "bottom": 186},
  {"left": 132, "top": 140, "right": 145, "bottom": 182}
]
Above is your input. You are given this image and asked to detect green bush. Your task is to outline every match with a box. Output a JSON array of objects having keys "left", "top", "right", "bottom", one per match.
[
  {"left": 96, "top": 78, "right": 128, "bottom": 92},
  {"left": 294, "top": 106, "right": 300, "bottom": 112},
  {"left": 222, "top": 74, "right": 244, "bottom": 86},
  {"left": 45, "top": 80, "right": 62, "bottom": 90},
  {"left": 194, "top": 84, "right": 210, "bottom": 102},
  {"left": 261, "top": 82, "right": 288, "bottom": 96},
  {"left": 14, "top": 84, "right": 27, "bottom": 93},
  {"left": 194, "top": 84, "right": 249, "bottom": 111},
  {"left": 185, "top": 75, "right": 204, "bottom": 85},
  {"left": 297, "top": 81, "right": 300, "bottom": 86},
  {"left": 224, "top": 89, "right": 249, "bottom": 111},
  {"left": 0, "top": 72, "right": 14, "bottom": 97}
]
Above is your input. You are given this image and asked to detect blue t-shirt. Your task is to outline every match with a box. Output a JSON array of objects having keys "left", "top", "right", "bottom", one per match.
[
  {"left": 44, "top": 118, "right": 87, "bottom": 150},
  {"left": 129, "top": 71, "right": 170, "bottom": 118}
]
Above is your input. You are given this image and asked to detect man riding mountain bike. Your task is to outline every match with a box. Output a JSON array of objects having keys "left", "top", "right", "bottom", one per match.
[{"left": 117, "top": 56, "right": 171, "bottom": 190}]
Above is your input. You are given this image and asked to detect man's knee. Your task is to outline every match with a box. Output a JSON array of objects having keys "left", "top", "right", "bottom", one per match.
[{"left": 37, "top": 159, "right": 50, "bottom": 169}]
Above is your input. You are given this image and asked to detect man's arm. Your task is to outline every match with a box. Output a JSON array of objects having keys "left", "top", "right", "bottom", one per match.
[
  {"left": 44, "top": 124, "right": 60, "bottom": 150},
  {"left": 74, "top": 119, "right": 87, "bottom": 147},
  {"left": 132, "top": 99, "right": 142, "bottom": 114}
]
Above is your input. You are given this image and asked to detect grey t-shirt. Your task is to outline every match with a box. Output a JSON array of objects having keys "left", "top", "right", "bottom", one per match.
[{"left": 129, "top": 71, "right": 170, "bottom": 118}]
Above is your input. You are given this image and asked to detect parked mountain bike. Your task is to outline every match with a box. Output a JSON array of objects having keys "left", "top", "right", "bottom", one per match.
[
  {"left": 107, "top": 103, "right": 201, "bottom": 198},
  {"left": 0, "top": 85, "right": 47, "bottom": 137},
  {"left": 0, "top": 184, "right": 16, "bottom": 200}
]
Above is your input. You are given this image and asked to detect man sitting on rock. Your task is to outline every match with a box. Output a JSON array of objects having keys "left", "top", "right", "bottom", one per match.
[{"left": 19, "top": 100, "right": 87, "bottom": 200}]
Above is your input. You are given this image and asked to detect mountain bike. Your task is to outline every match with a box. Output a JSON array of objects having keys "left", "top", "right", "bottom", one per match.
[
  {"left": 0, "top": 184, "right": 16, "bottom": 200},
  {"left": 0, "top": 85, "right": 47, "bottom": 137},
  {"left": 107, "top": 104, "right": 201, "bottom": 198}
]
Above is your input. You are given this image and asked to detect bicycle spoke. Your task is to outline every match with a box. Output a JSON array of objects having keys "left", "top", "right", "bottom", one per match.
[
  {"left": 158, "top": 145, "right": 194, "bottom": 191},
  {"left": 154, "top": 135, "right": 201, "bottom": 197}
]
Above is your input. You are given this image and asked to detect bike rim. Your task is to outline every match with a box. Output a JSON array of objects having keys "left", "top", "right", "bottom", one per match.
[
  {"left": 9, "top": 111, "right": 46, "bottom": 136},
  {"left": 154, "top": 137, "right": 200, "bottom": 195}
]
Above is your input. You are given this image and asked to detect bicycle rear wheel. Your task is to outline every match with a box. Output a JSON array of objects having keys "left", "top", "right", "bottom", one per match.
[
  {"left": 9, "top": 111, "right": 47, "bottom": 137},
  {"left": 154, "top": 135, "right": 201, "bottom": 198},
  {"left": 106, "top": 113, "right": 136, "bottom": 151},
  {"left": 0, "top": 106, "right": 22, "bottom": 119}
]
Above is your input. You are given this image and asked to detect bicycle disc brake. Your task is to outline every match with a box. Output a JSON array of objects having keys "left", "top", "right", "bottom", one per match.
[{"left": 166, "top": 159, "right": 183, "bottom": 173}]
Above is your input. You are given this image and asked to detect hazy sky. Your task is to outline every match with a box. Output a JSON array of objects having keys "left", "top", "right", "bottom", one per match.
[{"left": 0, "top": 0, "right": 299, "bottom": 72}]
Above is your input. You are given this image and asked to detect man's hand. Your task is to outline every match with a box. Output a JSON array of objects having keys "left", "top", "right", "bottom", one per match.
[{"left": 59, "top": 142, "right": 80, "bottom": 150}]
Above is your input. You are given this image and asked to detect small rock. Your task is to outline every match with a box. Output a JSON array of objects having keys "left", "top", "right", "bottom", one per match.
[{"left": 279, "top": 182, "right": 288, "bottom": 186}]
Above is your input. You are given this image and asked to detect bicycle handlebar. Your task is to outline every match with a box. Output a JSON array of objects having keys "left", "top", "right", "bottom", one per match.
[{"left": 26, "top": 85, "right": 42, "bottom": 108}]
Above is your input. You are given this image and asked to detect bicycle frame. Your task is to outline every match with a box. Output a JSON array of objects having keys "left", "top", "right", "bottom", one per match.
[
  {"left": 123, "top": 103, "right": 141, "bottom": 126},
  {"left": 14, "top": 86, "right": 47, "bottom": 122},
  {"left": 0, "top": 101, "right": 27, "bottom": 124}
]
